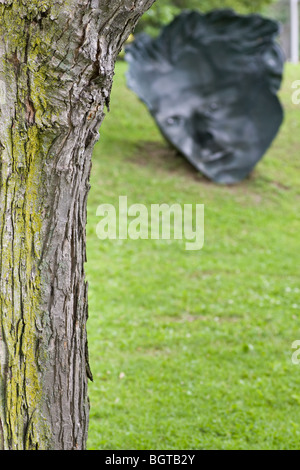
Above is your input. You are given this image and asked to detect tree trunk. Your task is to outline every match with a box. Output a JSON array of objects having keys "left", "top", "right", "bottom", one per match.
[{"left": 0, "top": 0, "right": 154, "bottom": 450}]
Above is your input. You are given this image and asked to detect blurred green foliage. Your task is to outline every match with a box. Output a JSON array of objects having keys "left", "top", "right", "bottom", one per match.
[{"left": 136, "top": 0, "right": 277, "bottom": 35}]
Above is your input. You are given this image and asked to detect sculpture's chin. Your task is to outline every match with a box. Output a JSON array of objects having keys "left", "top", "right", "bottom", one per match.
[
  {"left": 200, "top": 159, "right": 256, "bottom": 185},
  {"left": 208, "top": 169, "right": 250, "bottom": 185},
  {"left": 191, "top": 148, "right": 252, "bottom": 184}
]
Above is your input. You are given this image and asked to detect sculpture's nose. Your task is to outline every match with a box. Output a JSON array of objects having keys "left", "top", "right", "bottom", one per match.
[
  {"left": 188, "top": 112, "right": 228, "bottom": 162},
  {"left": 194, "top": 130, "right": 214, "bottom": 146},
  {"left": 190, "top": 111, "right": 214, "bottom": 146}
]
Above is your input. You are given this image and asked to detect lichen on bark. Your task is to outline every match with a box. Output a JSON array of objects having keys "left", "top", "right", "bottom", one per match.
[{"left": 0, "top": 1, "right": 55, "bottom": 449}]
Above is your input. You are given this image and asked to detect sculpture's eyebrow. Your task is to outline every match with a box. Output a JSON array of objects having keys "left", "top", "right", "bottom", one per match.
[{"left": 174, "top": 81, "right": 240, "bottom": 99}]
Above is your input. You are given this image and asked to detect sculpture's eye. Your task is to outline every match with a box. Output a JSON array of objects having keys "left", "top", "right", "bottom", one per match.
[
  {"left": 209, "top": 102, "right": 219, "bottom": 112},
  {"left": 166, "top": 115, "right": 184, "bottom": 126}
]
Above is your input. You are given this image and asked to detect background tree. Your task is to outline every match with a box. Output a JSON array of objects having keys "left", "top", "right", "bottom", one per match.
[
  {"left": 136, "top": 0, "right": 277, "bottom": 35},
  {"left": 0, "top": 0, "right": 155, "bottom": 451}
]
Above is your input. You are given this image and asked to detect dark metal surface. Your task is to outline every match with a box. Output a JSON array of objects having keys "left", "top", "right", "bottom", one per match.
[{"left": 125, "top": 10, "right": 285, "bottom": 184}]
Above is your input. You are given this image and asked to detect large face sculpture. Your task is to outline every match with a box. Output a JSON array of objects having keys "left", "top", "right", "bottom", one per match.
[{"left": 125, "top": 10, "right": 284, "bottom": 184}]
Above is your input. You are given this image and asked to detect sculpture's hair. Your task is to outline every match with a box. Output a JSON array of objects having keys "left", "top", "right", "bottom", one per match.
[{"left": 125, "top": 10, "right": 284, "bottom": 108}]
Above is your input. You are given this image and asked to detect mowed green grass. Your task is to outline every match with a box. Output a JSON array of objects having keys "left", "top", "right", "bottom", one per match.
[{"left": 86, "top": 61, "right": 300, "bottom": 450}]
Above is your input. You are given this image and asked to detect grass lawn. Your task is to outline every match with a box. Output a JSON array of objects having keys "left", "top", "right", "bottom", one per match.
[{"left": 86, "top": 61, "right": 300, "bottom": 450}]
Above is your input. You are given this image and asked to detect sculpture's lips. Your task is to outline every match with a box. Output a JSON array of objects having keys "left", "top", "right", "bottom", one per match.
[
  {"left": 192, "top": 131, "right": 233, "bottom": 164},
  {"left": 195, "top": 142, "right": 233, "bottom": 163},
  {"left": 200, "top": 149, "right": 230, "bottom": 163}
]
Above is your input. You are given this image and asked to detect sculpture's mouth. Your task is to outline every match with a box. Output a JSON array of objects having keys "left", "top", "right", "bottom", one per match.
[
  {"left": 193, "top": 136, "right": 233, "bottom": 163},
  {"left": 199, "top": 148, "right": 232, "bottom": 163},
  {"left": 191, "top": 129, "right": 233, "bottom": 164}
]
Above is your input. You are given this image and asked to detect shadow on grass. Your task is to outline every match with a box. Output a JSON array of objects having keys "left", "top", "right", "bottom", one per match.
[
  {"left": 128, "top": 140, "right": 207, "bottom": 182},
  {"left": 127, "top": 140, "right": 269, "bottom": 191}
]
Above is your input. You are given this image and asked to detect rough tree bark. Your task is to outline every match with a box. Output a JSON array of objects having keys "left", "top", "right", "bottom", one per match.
[{"left": 0, "top": 0, "right": 155, "bottom": 450}]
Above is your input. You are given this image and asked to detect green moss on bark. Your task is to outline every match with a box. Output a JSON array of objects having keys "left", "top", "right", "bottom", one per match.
[{"left": 0, "top": 1, "right": 55, "bottom": 450}]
